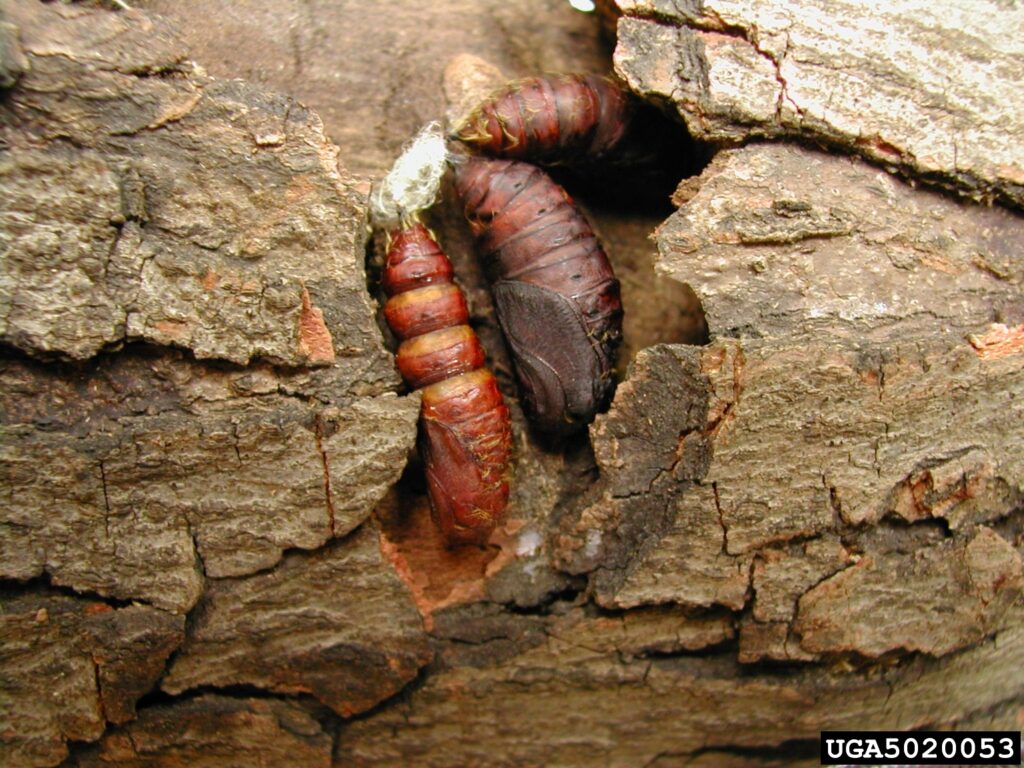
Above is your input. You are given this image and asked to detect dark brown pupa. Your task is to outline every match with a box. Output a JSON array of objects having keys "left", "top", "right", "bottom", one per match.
[
  {"left": 383, "top": 222, "right": 512, "bottom": 545},
  {"left": 453, "top": 155, "right": 622, "bottom": 435},
  {"left": 453, "top": 74, "right": 640, "bottom": 166}
]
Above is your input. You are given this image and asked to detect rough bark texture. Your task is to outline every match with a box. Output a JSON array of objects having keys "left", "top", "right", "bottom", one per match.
[
  {"left": 2, "top": 352, "right": 418, "bottom": 611},
  {"left": 562, "top": 139, "right": 1024, "bottom": 672},
  {"left": 161, "top": 523, "right": 432, "bottom": 717},
  {"left": 0, "top": 594, "right": 184, "bottom": 767},
  {"left": 340, "top": 606, "right": 1024, "bottom": 767},
  {"left": 1, "top": 2, "right": 423, "bottom": 764},
  {"left": 657, "top": 143, "right": 1024, "bottom": 342},
  {"left": 1, "top": 0, "right": 1022, "bottom": 766},
  {"left": 73, "top": 695, "right": 334, "bottom": 768},
  {"left": 0, "top": 5, "right": 391, "bottom": 368},
  {"left": 614, "top": 0, "right": 1024, "bottom": 208},
  {"left": 557, "top": 337, "right": 1023, "bottom": 636}
]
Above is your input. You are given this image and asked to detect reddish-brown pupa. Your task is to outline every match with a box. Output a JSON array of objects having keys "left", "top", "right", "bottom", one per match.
[
  {"left": 454, "top": 155, "right": 623, "bottom": 435},
  {"left": 383, "top": 222, "right": 512, "bottom": 545},
  {"left": 453, "top": 74, "right": 642, "bottom": 166}
]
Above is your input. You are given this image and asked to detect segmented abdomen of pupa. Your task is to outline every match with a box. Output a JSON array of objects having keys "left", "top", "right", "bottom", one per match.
[
  {"left": 383, "top": 223, "right": 512, "bottom": 545},
  {"left": 373, "top": 123, "right": 512, "bottom": 545},
  {"left": 453, "top": 74, "right": 634, "bottom": 164},
  {"left": 454, "top": 154, "right": 622, "bottom": 435}
]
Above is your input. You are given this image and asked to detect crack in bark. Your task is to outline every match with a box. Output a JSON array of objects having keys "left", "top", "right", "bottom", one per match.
[
  {"left": 230, "top": 423, "right": 243, "bottom": 467},
  {"left": 91, "top": 656, "right": 110, "bottom": 725},
  {"left": 693, "top": 7, "right": 799, "bottom": 126},
  {"left": 624, "top": 3, "right": 1024, "bottom": 209},
  {"left": 98, "top": 459, "right": 112, "bottom": 540},
  {"left": 710, "top": 481, "right": 729, "bottom": 555},
  {"left": 704, "top": 347, "right": 743, "bottom": 439},
  {"left": 632, "top": 1, "right": 799, "bottom": 126},
  {"left": 681, "top": 738, "right": 821, "bottom": 765},
  {"left": 313, "top": 412, "right": 337, "bottom": 537},
  {"left": 542, "top": 626, "right": 606, "bottom": 657},
  {"left": 0, "top": 572, "right": 154, "bottom": 610},
  {"left": 822, "top": 473, "right": 843, "bottom": 524},
  {"left": 181, "top": 513, "right": 207, "bottom": 582}
]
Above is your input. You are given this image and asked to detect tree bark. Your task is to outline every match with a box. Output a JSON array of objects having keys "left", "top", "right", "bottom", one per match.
[
  {"left": 615, "top": 0, "right": 1024, "bottom": 208},
  {"left": 0, "top": 1, "right": 1021, "bottom": 766}
]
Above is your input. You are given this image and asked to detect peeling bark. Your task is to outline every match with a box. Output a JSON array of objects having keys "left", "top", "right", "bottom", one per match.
[
  {"left": 615, "top": 0, "right": 1024, "bottom": 208},
  {"left": 1, "top": 2, "right": 392, "bottom": 371},
  {"left": 655, "top": 144, "right": 1024, "bottom": 342},
  {"left": 796, "top": 527, "right": 1023, "bottom": 657},
  {"left": 557, "top": 333, "right": 1023, "bottom": 612}
]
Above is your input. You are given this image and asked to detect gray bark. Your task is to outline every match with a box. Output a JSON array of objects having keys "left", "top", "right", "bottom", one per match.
[
  {"left": 615, "top": 0, "right": 1024, "bottom": 208},
  {"left": 655, "top": 143, "right": 1023, "bottom": 343}
]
